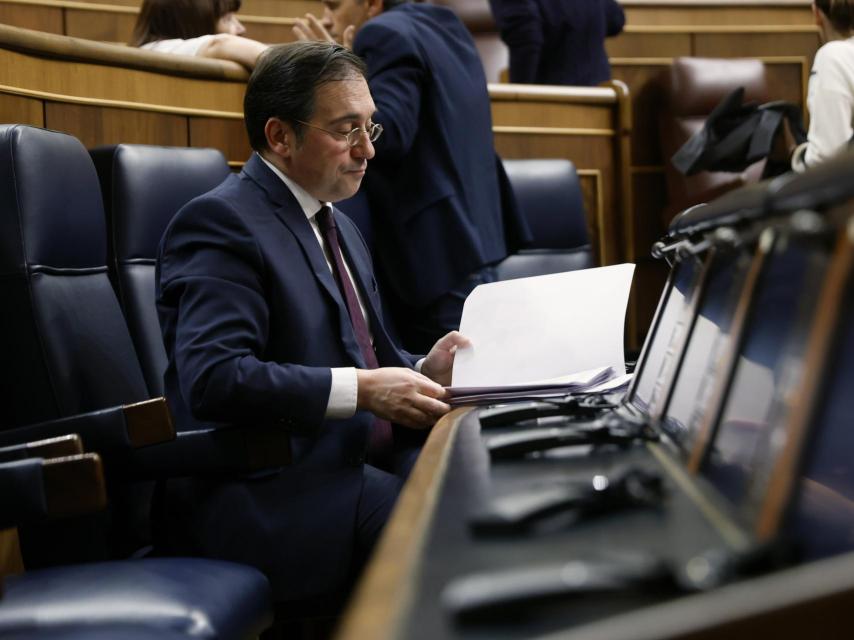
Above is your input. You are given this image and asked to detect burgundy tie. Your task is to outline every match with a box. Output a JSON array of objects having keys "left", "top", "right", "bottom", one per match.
[{"left": 317, "top": 206, "right": 393, "bottom": 463}]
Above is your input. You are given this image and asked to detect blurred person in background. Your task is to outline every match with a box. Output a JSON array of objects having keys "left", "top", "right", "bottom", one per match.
[
  {"left": 790, "top": 0, "right": 854, "bottom": 171},
  {"left": 489, "top": 0, "right": 625, "bottom": 86},
  {"left": 131, "top": 0, "right": 268, "bottom": 70}
]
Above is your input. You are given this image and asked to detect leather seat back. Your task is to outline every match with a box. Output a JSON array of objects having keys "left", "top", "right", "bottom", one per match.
[
  {"left": 658, "top": 57, "right": 769, "bottom": 223},
  {"left": 497, "top": 159, "right": 594, "bottom": 280},
  {"left": 0, "top": 126, "right": 149, "bottom": 428},
  {"left": 90, "top": 144, "right": 230, "bottom": 397}
]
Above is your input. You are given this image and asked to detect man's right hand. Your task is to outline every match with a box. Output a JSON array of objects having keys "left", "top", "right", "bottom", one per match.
[{"left": 356, "top": 368, "right": 451, "bottom": 429}]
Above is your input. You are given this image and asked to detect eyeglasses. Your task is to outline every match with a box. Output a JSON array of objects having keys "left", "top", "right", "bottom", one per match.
[{"left": 295, "top": 120, "right": 383, "bottom": 148}]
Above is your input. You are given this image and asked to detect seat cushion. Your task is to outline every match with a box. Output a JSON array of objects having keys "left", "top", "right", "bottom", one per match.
[{"left": 0, "top": 558, "right": 273, "bottom": 639}]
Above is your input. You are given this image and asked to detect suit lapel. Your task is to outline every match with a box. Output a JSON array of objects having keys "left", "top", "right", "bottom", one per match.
[{"left": 242, "top": 156, "right": 365, "bottom": 367}]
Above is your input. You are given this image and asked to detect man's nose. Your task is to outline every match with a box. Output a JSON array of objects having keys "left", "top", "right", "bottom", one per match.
[
  {"left": 234, "top": 18, "right": 246, "bottom": 35},
  {"left": 351, "top": 134, "right": 375, "bottom": 160}
]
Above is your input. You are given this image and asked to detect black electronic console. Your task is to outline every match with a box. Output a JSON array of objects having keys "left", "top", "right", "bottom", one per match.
[
  {"left": 441, "top": 545, "right": 768, "bottom": 624},
  {"left": 478, "top": 395, "right": 617, "bottom": 430},
  {"left": 484, "top": 412, "right": 657, "bottom": 460},
  {"left": 468, "top": 467, "right": 665, "bottom": 534}
]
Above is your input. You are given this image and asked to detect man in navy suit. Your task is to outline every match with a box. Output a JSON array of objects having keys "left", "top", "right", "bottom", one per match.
[
  {"left": 156, "top": 41, "right": 468, "bottom": 608},
  {"left": 489, "top": 0, "right": 625, "bottom": 86},
  {"left": 294, "top": 0, "right": 529, "bottom": 352}
]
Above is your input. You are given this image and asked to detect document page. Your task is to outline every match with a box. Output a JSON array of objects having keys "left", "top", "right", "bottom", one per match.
[{"left": 451, "top": 264, "right": 635, "bottom": 388}]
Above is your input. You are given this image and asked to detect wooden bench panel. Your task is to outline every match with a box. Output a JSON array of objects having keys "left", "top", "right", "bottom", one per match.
[
  {"left": 621, "top": 2, "right": 813, "bottom": 27},
  {"left": 45, "top": 102, "right": 188, "bottom": 147},
  {"left": 0, "top": 2, "right": 62, "bottom": 33},
  {"left": 0, "top": 92, "right": 44, "bottom": 126}
]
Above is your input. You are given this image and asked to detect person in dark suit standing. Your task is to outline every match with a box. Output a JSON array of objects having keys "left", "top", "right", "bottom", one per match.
[
  {"left": 156, "top": 41, "right": 468, "bottom": 613},
  {"left": 294, "top": 0, "right": 529, "bottom": 353},
  {"left": 489, "top": 0, "right": 625, "bottom": 86}
]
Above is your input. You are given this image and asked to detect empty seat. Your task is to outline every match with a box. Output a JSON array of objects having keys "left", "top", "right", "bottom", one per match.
[
  {"left": 90, "top": 144, "right": 230, "bottom": 397},
  {"left": 496, "top": 158, "right": 594, "bottom": 280}
]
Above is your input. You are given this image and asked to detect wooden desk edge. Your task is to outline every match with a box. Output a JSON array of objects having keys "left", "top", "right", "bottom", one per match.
[{"left": 335, "top": 407, "right": 472, "bottom": 640}]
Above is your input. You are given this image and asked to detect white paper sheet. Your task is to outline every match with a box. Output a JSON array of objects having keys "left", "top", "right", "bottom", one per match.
[{"left": 451, "top": 263, "right": 635, "bottom": 387}]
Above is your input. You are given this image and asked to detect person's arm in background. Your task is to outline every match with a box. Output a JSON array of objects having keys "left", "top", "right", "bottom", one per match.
[
  {"left": 792, "top": 44, "right": 854, "bottom": 171},
  {"left": 197, "top": 33, "right": 269, "bottom": 70},
  {"left": 352, "top": 21, "right": 425, "bottom": 161},
  {"left": 603, "top": 0, "right": 626, "bottom": 37},
  {"left": 488, "top": 0, "right": 543, "bottom": 83}
]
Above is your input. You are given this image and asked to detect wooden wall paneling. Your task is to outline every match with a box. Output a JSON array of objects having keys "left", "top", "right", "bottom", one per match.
[
  {"left": 189, "top": 116, "right": 251, "bottom": 165},
  {"left": 64, "top": 7, "right": 135, "bottom": 42},
  {"left": 242, "top": 0, "right": 318, "bottom": 18},
  {"left": 241, "top": 17, "right": 299, "bottom": 45},
  {"left": 0, "top": 48, "right": 246, "bottom": 112},
  {"left": 606, "top": 31, "right": 692, "bottom": 59},
  {"left": 621, "top": 4, "right": 814, "bottom": 27},
  {"left": 610, "top": 60, "right": 668, "bottom": 167},
  {"left": 44, "top": 102, "right": 188, "bottom": 148},
  {"left": 0, "top": 92, "right": 45, "bottom": 127},
  {"left": 0, "top": 3, "right": 63, "bottom": 34},
  {"left": 694, "top": 30, "right": 820, "bottom": 65}
]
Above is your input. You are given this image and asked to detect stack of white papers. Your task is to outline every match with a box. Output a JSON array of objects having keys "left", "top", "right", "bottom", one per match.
[{"left": 448, "top": 264, "right": 635, "bottom": 405}]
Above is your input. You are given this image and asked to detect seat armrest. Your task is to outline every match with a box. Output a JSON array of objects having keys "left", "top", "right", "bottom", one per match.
[
  {"left": 122, "top": 425, "right": 293, "bottom": 479},
  {"left": 0, "top": 398, "right": 174, "bottom": 453},
  {"left": 0, "top": 434, "right": 84, "bottom": 463},
  {"left": 0, "top": 454, "right": 107, "bottom": 529}
]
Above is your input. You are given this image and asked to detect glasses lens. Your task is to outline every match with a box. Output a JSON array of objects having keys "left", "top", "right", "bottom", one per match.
[{"left": 369, "top": 124, "right": 383, "bottom": 142}]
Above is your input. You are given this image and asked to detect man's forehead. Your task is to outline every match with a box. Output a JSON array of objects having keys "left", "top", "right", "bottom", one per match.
[{"left": 314, "top": 78, "right": 376, "bottom": 120}]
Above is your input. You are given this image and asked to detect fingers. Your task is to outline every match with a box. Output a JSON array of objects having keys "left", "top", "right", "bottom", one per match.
[
  {"left": 292, "top": 14, "right": 335, "bottom": 43},
  {"left": 356, "top": 368, "right": 451, "bottom": 429}
]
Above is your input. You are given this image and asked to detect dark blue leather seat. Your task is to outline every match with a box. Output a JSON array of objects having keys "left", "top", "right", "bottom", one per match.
[
  {"left": 496, "top": 159, "right": 594, "bottom": 280},
  {"left": 0, "top": 438, "right": 272, "bottom": 639},
  {"left": 90, "top": 144, "right": 231, "bottom": 398},
  {"left": 0, "top": 558, "right": 272, "bottom": 639},
  {"left": 0, "top": 125, "right": 274, "bottom": 639}
]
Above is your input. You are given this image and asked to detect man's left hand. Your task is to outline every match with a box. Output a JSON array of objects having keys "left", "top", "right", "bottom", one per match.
[
  {"left": 421, "top": 331, "right": 471, "bottom": 387},
  {"left": 293, "top": 14, "right": 355, "bottom": 50}
]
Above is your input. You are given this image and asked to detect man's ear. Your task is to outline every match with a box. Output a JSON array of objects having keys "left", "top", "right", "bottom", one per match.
[
  {"left": 366, "top": 0, "right": 384, "bottom": 19},
  {"left": 264, "top": 117, "right": 292, "bottom": 158}
]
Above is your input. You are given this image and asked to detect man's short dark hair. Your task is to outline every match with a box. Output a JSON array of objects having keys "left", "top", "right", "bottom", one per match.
[{"left": 244, "top": 41, "right": 367, "bottom": 152}]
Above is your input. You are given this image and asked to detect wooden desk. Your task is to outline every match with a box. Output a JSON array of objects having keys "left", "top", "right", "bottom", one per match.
[{"left": 336, "top": 408, "right": 854, "bottom": 640}]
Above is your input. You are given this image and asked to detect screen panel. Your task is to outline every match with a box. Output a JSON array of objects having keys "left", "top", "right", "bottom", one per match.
[
  {"left": 631, "top": 254, "right": 704, "bottom": 413},
  {"left": 701, "top": 236, "right": 829, "bottom": 521},
  {"left": 658, "top": 249, "right": 752, "bottom": 455},
  {"left": 787, "top": 248, "right": 854, "bottom": 560}
]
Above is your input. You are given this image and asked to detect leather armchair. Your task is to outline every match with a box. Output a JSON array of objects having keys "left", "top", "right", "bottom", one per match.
[
  {"left": 497, "top": 158, "right": 594, "bottom": 280},
  {"left": 0, "top": 126, "right": 289, "bottom": 566},
  {"left": 0, "top": 438, "right": 273, "bottom": 639},
  {"left": 89, "top": 144, "right": 230, "bottom": 398},
  {"left": 657, "top": 57, "right": 770, "bottom": 224}
]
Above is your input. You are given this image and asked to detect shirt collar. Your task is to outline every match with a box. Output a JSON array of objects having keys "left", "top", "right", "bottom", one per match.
[{"left": 258, "top": 153, "right": 331, "bottom": 220}]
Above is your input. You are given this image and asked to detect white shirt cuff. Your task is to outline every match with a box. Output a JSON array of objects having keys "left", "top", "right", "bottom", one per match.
[
  {"left": 326, "top": 367, "right": 358, "bottom": 419},
  {"left": 415, "top": 358, "right": 425, "bottom": 373}
]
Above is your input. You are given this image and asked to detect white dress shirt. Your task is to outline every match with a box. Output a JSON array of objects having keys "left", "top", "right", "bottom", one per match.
[{"left": 259, "top": 155, "right": 367, "bottom": 418}]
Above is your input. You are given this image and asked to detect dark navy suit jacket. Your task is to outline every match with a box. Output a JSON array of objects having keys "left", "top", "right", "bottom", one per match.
[
  {"left": 155, "top": 154, "right": 417, "bottom": 599},
  {"left": 490, "top": 0, "right": 625, "bottom": 86},
  {"left": 354, "top": 3, "right": 527, "bottom": 308}
]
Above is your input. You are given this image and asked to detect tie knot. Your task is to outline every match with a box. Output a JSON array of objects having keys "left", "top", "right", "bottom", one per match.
[{"left": 316, "top": 205, "right": 336, "bottom": 232}]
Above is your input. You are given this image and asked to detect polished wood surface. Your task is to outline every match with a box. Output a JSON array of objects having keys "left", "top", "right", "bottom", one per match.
[{"left": 336, "top": 408, "right": 472, "bottom": 640}]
